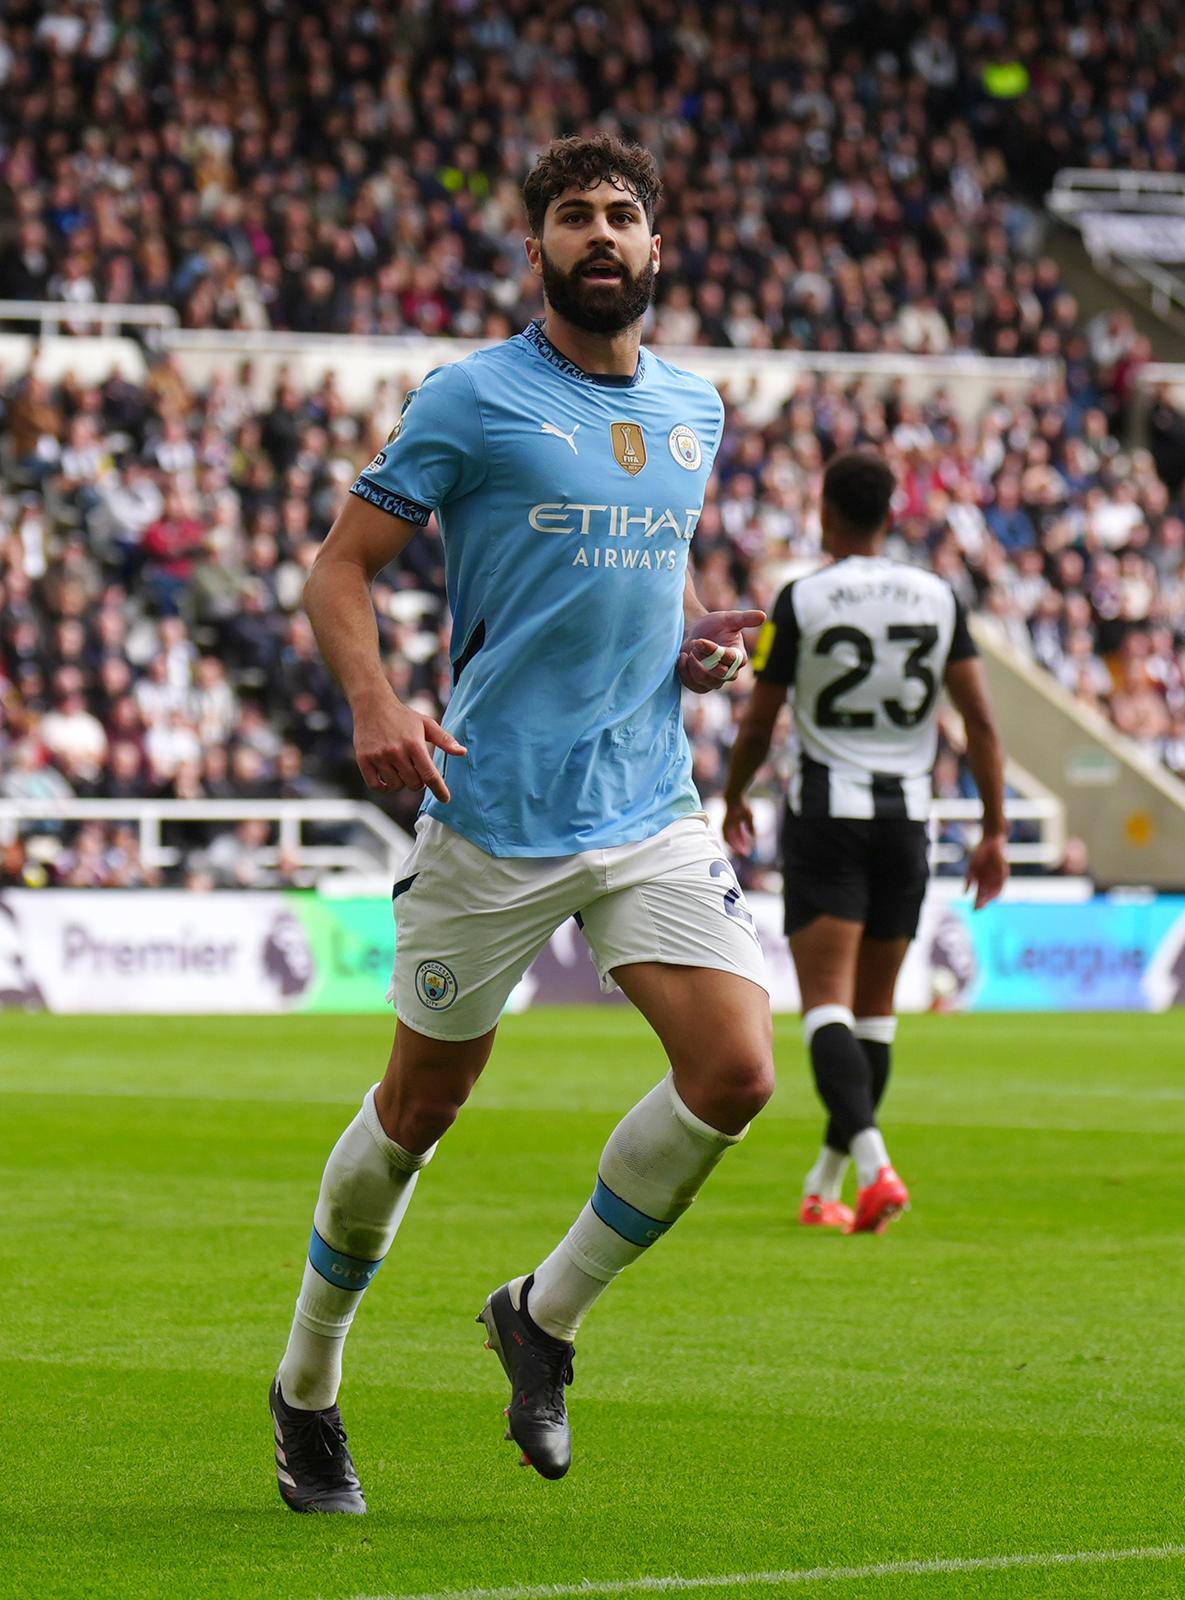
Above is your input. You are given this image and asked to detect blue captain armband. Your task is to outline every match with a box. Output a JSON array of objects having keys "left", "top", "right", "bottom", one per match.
[{"left": 349, "top": 476, "right": 433, "bottom": 525}]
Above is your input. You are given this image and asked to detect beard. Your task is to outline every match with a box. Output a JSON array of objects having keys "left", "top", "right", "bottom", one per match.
[{"left": 539, "top": 244, "right": 655, "bottom": 335}]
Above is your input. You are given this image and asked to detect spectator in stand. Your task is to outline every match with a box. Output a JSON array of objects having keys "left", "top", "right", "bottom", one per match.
[
  {"left": 985, "top": 477, "right": 1037, "bottom": 554},
  {"left": 37, "top": 679, "right": 108, "bottom": 784},
  {"left": 140, "top": 488, "right": 206, "bottom": 614}
]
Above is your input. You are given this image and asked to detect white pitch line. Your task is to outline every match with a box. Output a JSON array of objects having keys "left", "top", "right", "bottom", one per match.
[{"left": 348, "top": 1542, "right": 1185, "bottom": 1600}]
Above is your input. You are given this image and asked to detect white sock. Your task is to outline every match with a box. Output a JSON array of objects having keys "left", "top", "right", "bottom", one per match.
[
  {"left": 528, "top": 1072, "right": 747, "bottom": 1343},
  {"left": 853, "top": 1015, "right": 898, "bottom": 1046},
  {"left": 803, "top": 1145, "right": 850, "bottom": 1201},
  {"left": 850, "top": 1126, "right": 890, "bottom": 1188},
  {"left": 277, "top": 1085, "right": 434, "bottom": 1410}
]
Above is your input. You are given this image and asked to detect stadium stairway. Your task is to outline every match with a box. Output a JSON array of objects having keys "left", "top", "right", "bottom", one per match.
[
  {"left": 1043, "top": 211, "right": 1185, "bottom": 357},
  {"left": 971, "top": 616, "right": 1185, "bottom": 888}
]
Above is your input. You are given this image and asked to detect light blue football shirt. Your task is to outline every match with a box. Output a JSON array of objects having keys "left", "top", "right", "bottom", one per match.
[{"left": 351, "top": 319, "right": 724, "bottom": 856}]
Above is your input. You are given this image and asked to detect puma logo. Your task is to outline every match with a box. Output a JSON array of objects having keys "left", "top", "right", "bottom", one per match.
[{"left": 540, "top": 420, "right": 581, "bottom": 455}]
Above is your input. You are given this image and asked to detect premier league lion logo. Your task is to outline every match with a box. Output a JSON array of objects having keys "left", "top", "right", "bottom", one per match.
[{"left": 262, "top": 911, "right": 314, "bottom": 1001}]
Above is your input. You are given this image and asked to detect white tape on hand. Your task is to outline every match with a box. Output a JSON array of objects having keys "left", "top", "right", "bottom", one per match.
[{"left": 697, "top": 643, "right": 743, "bottom": 682}]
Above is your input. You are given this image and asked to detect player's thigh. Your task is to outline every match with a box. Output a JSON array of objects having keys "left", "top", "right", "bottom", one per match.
[
  {"left": 390, "top": 817, "right": 573, "bottom": 1043},
  {"left": 853, "top": 935, "right": 912, "bottom": 1017},
  {"left": 578, "top": 826, "right": 772, "bottom": 1132},
  {"left": 374, "top": 1017, "right": 497, "bottom": 1152},
  {"left": 577, "top": 821, "right": 769, "bottom": 1004},
  {"left": 788, "top": 914, "right": 865, "bottom": 1012},
  {"left": 611, "top": 961, "right": 773, "bottom": 1135}
]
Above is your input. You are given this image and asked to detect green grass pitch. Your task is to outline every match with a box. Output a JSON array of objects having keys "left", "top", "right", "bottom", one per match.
[{"left": 2, "top": 1010, "right": 1184, "bottom": 1600}]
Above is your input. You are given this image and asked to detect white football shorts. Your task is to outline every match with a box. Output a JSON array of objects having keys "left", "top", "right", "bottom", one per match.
[{"left": 390, "top": 811, "right": 769, "bottom": 1040}]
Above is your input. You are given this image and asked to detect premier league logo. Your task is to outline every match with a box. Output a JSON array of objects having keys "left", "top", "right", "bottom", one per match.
[
  {"left": 668, "top": 423, "right": 702, "bottom": 471},
  {"left": 262, "top": 911, "right": 315, "bottom": 1001},
  {"left": 415, "top": 959, "right": 459, "bottom": 1010}
]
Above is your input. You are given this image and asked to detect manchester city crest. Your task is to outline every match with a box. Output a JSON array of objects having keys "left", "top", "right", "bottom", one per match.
[
  {"left": 668, "top": 423, "right": 702, "bottom": 470},
  {"left": 415, "top": 959, "right": 459, "bottom": 1010}
]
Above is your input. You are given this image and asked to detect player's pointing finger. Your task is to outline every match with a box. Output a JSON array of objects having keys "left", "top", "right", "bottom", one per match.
[
  {"left": 424, "top": 720, "right": 467, "bottom": 757},
  {"left": 409, "top": 742, "right": 452, "bottom": 803}
]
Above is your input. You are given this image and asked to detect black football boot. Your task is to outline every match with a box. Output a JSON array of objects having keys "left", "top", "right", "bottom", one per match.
[
  {"left": 477, "top": 1274, "right": 575, "bottom": 1480},
  {"left": 269, "top": 1378, "right": 367, "bottom": 1513}
]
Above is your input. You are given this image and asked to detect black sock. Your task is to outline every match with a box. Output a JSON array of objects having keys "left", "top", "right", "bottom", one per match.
[
  {"left": 809, "top": 1022, "right": 876, "bottom": 1151},
  {"left": 863, "top": 1038, "right": 891, "bottom": 1112}
]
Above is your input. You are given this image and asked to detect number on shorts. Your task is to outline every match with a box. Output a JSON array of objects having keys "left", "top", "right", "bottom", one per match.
[{"left": 710, "top": 858, "right": 756, "bottom": 930}]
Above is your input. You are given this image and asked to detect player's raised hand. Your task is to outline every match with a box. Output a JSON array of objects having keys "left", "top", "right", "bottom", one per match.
[
  {"left": 678, "top": 609, "right": 766, "bottom": 694},
  {"left": 722, "top": 796, "right": 757, "bottom": 856},
  {"left": 965, "top": 832, "right": 1009, "bottom": 910},
  {"left": 353, "top": 694, "right": 467, "bottom": 802}
]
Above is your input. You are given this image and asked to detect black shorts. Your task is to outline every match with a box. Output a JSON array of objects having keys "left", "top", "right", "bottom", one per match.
[{"left": 781, "top": 811, "right": 930, "bottom": 940}]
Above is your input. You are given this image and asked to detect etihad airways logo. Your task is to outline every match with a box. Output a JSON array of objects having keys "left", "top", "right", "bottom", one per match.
[{"left": 528, "top": 503, "right": 701, "bottom": 540}]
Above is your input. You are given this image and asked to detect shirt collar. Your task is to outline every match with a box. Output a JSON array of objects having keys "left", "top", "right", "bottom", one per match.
[{"left": 519, "top": 318, "right": 646, "bottom": 388}]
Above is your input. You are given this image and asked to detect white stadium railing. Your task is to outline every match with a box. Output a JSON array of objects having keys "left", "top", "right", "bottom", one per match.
[
  {"left": 0, "top": 299, "right": 179, "bottom": 334},
  {"left": 0, "top": 799, "right": 411, "bottom": 879},
  {"left": 163, "top": 329, "right": 1057, "bottom": 422},
  {"left": 0, "top": 316, "right": 1057, "bottom": 425},
  {"left": 3, "top": 794, "right": 1065, "bottom": 885}
]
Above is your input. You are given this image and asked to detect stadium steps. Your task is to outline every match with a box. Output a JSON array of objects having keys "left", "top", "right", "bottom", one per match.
[
  {"left": 971, "top": 615, "right": 1185, "bottom": 889},
  {"left": 1043, "top": 216, "right": 1185, "bottom": 356}
]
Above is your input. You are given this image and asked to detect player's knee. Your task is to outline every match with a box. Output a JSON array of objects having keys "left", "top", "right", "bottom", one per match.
[
  {"left": 400, "top": 1100, "right": 460, "bottom": 1152},
  {"left": 700, "top": 1052, "right": 775, "bottom": 1132},
  {"left": 381, "top": 1092, "right": 463, "bottom": 1154}
]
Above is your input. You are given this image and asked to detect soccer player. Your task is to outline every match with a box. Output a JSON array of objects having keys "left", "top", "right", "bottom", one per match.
[
  {"left": 269, "top": 135, "right": 773, "bottom": 1512},
  {"left": 722, "top": 450, "right": 1008, "bottom": 1235}
]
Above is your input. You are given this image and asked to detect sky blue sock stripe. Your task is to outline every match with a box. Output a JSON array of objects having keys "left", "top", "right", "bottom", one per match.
[
  {"left": 590, "top": 1176, "right": 674, "bottom": 1248},
  {"left": 308, "top": 1227, "right": 386, "bottom": 1292}
]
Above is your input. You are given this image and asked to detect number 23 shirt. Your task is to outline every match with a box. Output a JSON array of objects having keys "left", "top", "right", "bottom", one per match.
[{"left": 753, "top": 556, "right": 977, "bottom": 820}]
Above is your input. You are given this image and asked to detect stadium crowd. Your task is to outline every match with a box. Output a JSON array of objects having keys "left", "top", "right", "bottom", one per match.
[
  {"left": 2, "top": 343, "right": 1184, "bottom": 887},
  {"left": 3, "top": 0, "right": 1185, "bottom": 886},
  {"left": 1, "top": 0, "right": 1182, "bottom": 364}
]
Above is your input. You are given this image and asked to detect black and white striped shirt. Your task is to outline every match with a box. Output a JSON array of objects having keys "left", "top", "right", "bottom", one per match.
[{"left": 753, "top": 557, "right": 977, "bottom": 821}]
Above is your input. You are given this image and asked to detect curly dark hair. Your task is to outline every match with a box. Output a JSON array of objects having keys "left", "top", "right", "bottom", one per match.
[
  {"left": 822, "top": 449, "right": 897, "bottom": 536},
  {"left": 523, "top": 135, "right": 661, "bottom": 236}
]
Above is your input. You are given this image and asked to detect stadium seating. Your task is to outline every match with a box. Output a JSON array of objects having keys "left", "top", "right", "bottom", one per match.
[
  {"left": 4, "top": 0, "right": 1180, "bottom": 353},
  {"left": 2, "top": 0, "right": 1184, "bottom": 885}
]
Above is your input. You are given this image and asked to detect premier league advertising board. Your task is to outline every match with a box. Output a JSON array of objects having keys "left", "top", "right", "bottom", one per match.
[{"left": 2, "top": 890, "right": 1184, "bottom": 1014}]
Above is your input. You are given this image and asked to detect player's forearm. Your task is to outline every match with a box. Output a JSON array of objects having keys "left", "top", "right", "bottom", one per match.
[
  {"left": 682, "top": 569, "right": 707, "bottom": 624},
  {"left": 964, "top": 716, "right": 1007, "bottom": 836},
  {"left": 723, "top": 724, "right": 772, "bottom": 804},
  {"left": 303, "top": 559, "right": 397, "bottom": 711}
]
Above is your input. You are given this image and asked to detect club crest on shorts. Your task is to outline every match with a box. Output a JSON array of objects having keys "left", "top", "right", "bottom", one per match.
[
  {"left": 668, "top": 423, "right": 702, "bottom": 471},
  {"left": 415, "top": 959, "right": 458, "bottom": 1010},
  {"left": 611, "top": 421, "right": 647, "bottom": 475}
]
